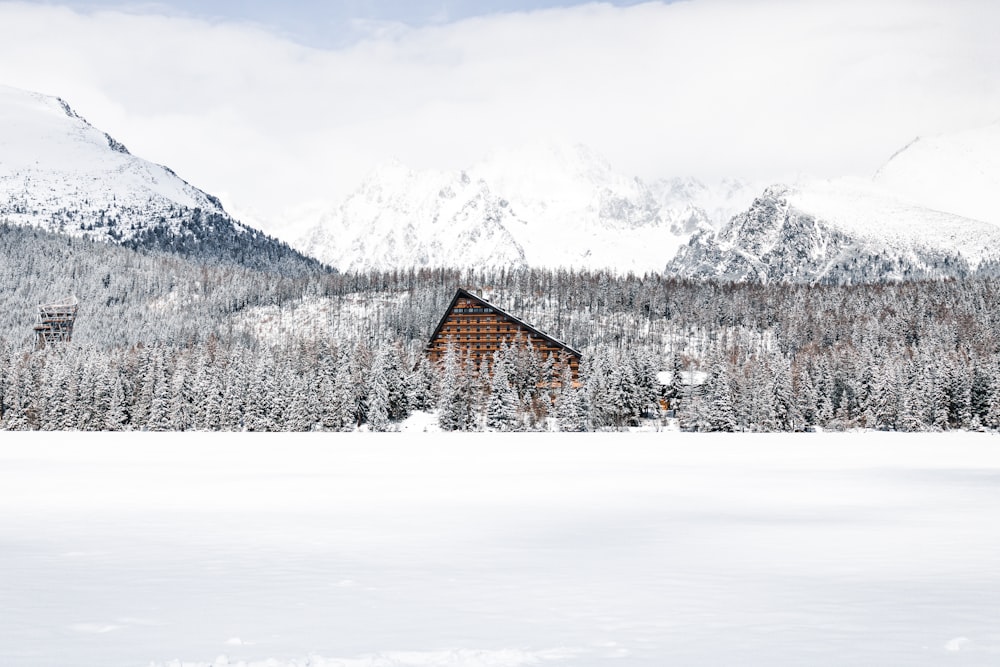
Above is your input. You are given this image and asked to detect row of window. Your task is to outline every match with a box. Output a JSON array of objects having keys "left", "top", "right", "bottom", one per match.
[
  {"left": 444, "top": 326, "right": 516, "bottom": 333},
  {"left": 451, "top": 317, "right": 503, "bottom": 326},
  {"left": 431, "top": 340, "right": 572, "bottom": 357},
  {"left": 453, "top": 307, "right": 494, "bottom": 314}
]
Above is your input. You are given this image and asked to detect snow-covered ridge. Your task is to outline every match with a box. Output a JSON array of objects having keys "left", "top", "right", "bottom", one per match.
[
  {"left": 789, "top": 177, "right": 1000, "bottom": 264},
  {"left": 0, "top": 84, "right": 322, "bottom": 274},
  {"left": 0, "top": 85, "right": 227, "bottom": 236},
  {"left": 296, "top": 143, "right": 757, "bottom": 273},
  {"left": 873, "top": 121, "right": 1000, "bottom": 226},
  {"left": 667, "top": 122, "right": 1000, "bottom": 284}
]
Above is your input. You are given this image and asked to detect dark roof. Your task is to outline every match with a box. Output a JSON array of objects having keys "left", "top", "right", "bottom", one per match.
[{"left": 426, "top": 288, "right": 582, "bottom": 358}]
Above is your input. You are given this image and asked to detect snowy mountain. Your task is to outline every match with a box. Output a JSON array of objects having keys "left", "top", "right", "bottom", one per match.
[
  {"left": 873, "top": 121, "right": 1000, "bottom": 226},
  {"left": 298, "top": 162, "right": 526, "bottom": 272},
  {"left": 648, "top": 175, "right": 758, "bottom": 230},
  {"left": 297, "top": 144, "right": 743, "bottom": 273},
  {"left": 0, "top": 85, "right": 321, "bottom": 275},
  {"left": 667, "top": 124, "right": 1000, "bottom": 284},
  {"left": 469, "top": 143, "right": 712, "bottom": 270}
]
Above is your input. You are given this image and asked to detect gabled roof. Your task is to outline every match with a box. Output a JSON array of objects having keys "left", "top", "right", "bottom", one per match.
[{"left": 426, "top": 288, "right": 582, "bottom": 358}]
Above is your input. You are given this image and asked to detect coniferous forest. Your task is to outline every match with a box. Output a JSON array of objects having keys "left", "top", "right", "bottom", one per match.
[{"left": 1, "top": 222, "right": 999, "bottom": 432}]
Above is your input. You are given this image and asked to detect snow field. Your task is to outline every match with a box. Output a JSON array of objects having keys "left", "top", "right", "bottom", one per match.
[{"left": 2, "top": 432, "right": 1000, "bottom": 666}]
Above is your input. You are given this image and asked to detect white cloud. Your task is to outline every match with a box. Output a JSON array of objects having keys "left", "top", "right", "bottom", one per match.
[{"left": 0, "top": 0, "right": 998, "bottom": 236}]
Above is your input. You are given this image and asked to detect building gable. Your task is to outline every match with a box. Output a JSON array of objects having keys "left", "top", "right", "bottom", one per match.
[{"left": 425, "top": 288, "right": 581, "bottom": 374}]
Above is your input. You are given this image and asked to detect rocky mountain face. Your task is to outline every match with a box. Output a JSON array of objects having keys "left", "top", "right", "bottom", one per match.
[
  {"left": 0, "top": 85, "right": 322, "bottom": 275},
  {"left": 666, "top": 124, "right": 1000, "bottom": 284},
  {"left": 667, "top": 185, "right": 1000, "bottom": 284},
  {"left": 297, "top": 143, "right": 754, "bottom": 273}
]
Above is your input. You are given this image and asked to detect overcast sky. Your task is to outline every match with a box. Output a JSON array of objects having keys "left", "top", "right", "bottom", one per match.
[
  {"left": 1, "top": 0, "right": 999, "bottom": 234},
  {"left": 32, "top": 0, "right": 657, "bottom": 47}
]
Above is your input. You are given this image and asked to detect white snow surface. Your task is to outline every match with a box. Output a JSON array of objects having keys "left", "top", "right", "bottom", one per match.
[
  {"left": 3, "top": 432, "right": 1000, "bottom": 667},
  {"left": 873, "top": 121, "right": 1000, "bottom": 227},
  {"left": 0, "top": 85, "right": 227, "bottom": 239}
]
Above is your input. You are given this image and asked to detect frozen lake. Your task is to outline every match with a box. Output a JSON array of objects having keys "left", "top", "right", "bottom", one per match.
[{"left": 1, "top": 432, "right": 999, "bottom": 666}]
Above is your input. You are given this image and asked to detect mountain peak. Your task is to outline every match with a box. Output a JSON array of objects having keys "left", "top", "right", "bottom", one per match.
[
  {"left": 296, "top": 144, "right": 734, "bottom": 273},
  {"left": 0, "top": 84, "right": 321, "bottom": 275}
]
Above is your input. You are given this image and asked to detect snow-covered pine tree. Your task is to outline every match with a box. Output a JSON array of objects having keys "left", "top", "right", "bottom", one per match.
[
  {"left": 366, "top": 346, "right": 392, "bottom": 432},
  {"left": 486, "top": 352, "right": 519, "bottom": 431},
  {"left": 969, "top": 363, "right": 994, "bottom": 428},
  {"left": 437, "top": 342, "right": 473, "bottom": 431},
  {"left": 283, "top": 373, "right": 315, "bottom": 432},
  {"left": 866, "top": 358, "right": 900, "bottom": 430},
  {"left": 104, "top": 372, "right": 130, "bottom": 431},
  {"left": 695, "top": 351, "right": 737, "bottom": 432},
  {"left": 793, "top": 359, "right": 818, "bottom": 428},
  {"left": 1, "top": 354, "right": 36, "bottom": 430},
  {"left": 555, "top": 358, "right": 586, "bottom": 431},
  {"left": 168, "top": 355, "right": 197, "bottom": 431},
  {"left": 331, "top": 350, "right": 358, "bottom": 431},
  {"left": 607, "top": 354, "right": 641, "bottom": 428},
  {"left": 40, "top": 350, "right": 76, "bottom": 431},
  {"left": 243, "top": 355, "right": 277, "bottom": 432},
  {"left": 408, "top": 354, "right": 437, "bottom": 412},
  {"left": 985, "top": 359, "right": 1000, "bottom": 429},
  {"left": 383, "top": 345, "right": 410, "bottom": 421}
]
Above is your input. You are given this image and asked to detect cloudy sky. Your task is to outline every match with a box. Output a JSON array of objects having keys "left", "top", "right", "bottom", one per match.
[{"left": 1, "top": 0, "right": 998, "bottom": 235}]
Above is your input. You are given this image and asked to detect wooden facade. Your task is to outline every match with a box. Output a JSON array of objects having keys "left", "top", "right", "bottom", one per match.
[
  {"left": 425, "top": 288, "right": 582, "bottom": 376},
  {"left": 34, "top": 297, "right": 78, "bottom": 349}
]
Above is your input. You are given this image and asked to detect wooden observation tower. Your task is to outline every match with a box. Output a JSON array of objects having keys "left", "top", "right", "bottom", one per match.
[{"left": 34, "top": 297, "right": 78, "bottom": 349}]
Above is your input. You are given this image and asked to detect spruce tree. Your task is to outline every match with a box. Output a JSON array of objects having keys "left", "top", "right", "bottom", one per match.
[
  {"left": 486, "top": 357, "right": 519, "bottom": 431},
  {"left": 555, "top": 360, "right": 586, "bottom": 431},
  {"left": 366, "top": 347, "right": 392, "bottom": 432}
]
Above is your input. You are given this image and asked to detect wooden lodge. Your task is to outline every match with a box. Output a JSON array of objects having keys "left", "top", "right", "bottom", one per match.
[
  {"left": 33, "top": 297, "right": 78, "bottom": 349},
  {"left": 425, "top": 288, "right": 582, "bottom": 376}
]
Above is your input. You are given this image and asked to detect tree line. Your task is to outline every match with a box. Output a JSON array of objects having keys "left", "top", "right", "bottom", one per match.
[
  {"left": 0, "top": 337, "right": 660, "bottom": 432},
  {"left": 1, "top": 222, "right": 999, "bottom": 431}
]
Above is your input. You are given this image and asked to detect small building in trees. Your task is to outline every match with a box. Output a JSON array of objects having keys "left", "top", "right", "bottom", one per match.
[
  {"left": 33, "top": 297, "right": 78, "bottom": 349},
  {"left": 426, "top": 288, "right": 582, "bottom": 377}
]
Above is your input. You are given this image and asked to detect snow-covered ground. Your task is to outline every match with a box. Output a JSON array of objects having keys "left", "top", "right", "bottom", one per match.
[{"left": 2, "top": 433, "right": 999, "bottom": 666}]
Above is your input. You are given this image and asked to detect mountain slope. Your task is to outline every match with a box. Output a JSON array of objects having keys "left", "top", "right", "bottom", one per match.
[
  {"left": 0, "top": 85, "right": 322, "bottom": 275},
  {"left": 873, "top": 121, "right": 1000, "bottom": 226}
]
